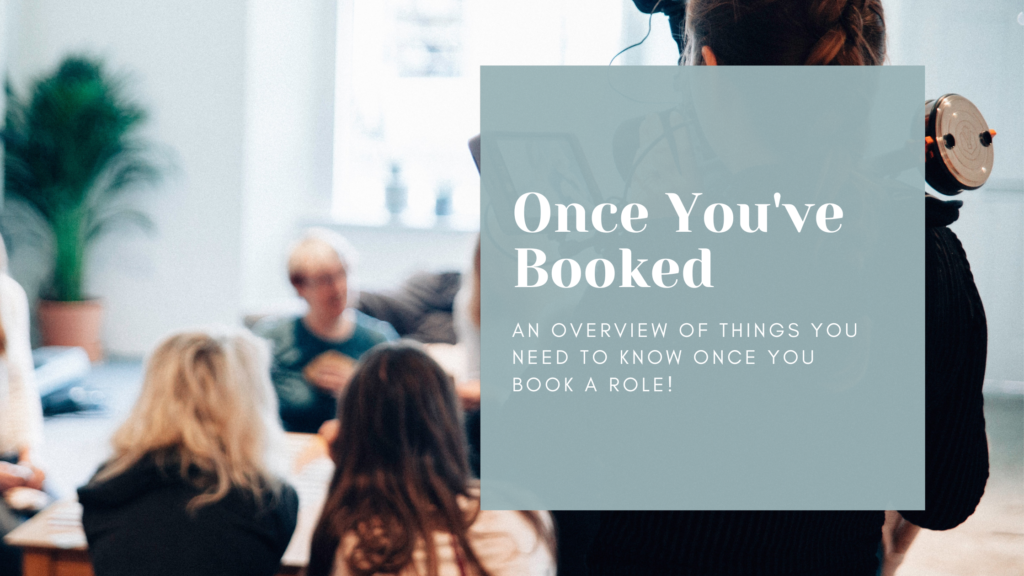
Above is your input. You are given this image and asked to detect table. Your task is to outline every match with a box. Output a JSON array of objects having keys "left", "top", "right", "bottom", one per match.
[{"left": 4, "top": 433, "right": 334, "bottom": 576}]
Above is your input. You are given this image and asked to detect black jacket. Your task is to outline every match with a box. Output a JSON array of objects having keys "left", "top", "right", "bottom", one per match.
[
  {"left": 78, "top": 455, "right": 299, "bottom": 576},
  {"left": 586, "top": 196, "right": 989, "bottom": 575}
]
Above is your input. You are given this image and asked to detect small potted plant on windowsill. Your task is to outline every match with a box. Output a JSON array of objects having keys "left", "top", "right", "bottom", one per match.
[{"left": 1, "top": 56, "right": 162, "bottom": 361}]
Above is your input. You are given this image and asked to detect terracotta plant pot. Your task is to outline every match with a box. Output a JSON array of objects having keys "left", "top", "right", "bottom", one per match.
[{"left": 36, "top": 299, "right": 104, "bottom": 362}]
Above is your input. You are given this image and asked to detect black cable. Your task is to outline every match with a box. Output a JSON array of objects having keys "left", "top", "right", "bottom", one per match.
[{"left": 609, "top": 0, "right": 663, "bottom": 66}]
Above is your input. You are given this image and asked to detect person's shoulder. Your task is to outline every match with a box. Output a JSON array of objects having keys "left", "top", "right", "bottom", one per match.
[
  {"left": 470, "top": 508, "right": 551, "bottom": 539},
  {"left": 252, "top": 315, "right": 300, "bottom": 342},
  {"left": 202, "top": 479, "right": 300, "bottom": 534},
  {"left": 0, "top": 273, "right": 27, "bottom": 299},
  {"left": 0, "top": 274, "right": 28, "bottom": 313},
  {"left": 352, "top": 309, "right": 399, "bottom": 342},
  {"left": 273, "top": 480, "right": 300, "bottom": 516},
  {"left": 79, "top": 454, "right": 190, "bottom": 511},
  {"left": 457, "top": 486, "right": 553, "bottom": 573},
  {"left": 245, "top": 477, "right": 298, "bottom": 510},
  {"left": 468, "top": 508, "right": 554, "bottom": 575},
  {"left": 0, "top": 275, "right": 29, "bottom": 334},
  {"left": 251, "top": 479, "right": 300, "bottom": 540}
]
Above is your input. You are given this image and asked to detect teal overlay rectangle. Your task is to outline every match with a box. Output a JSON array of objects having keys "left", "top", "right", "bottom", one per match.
[{"left": 480, "top": 66, "right": 925, "bottom": 510}]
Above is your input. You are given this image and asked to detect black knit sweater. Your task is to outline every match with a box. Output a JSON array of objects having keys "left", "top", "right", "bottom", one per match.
[{"left": 586, "top": 196, "right": 989, "bottom": 575}]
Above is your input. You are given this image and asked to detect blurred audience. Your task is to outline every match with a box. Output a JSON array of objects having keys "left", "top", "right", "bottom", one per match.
[
  {"left": 77, "top": 328, "right": 298, "bottom": 576},
  {"left": 254, "top": 228, "right": 397, "bottom": 433},
  {"left": 307, "top": 342, "right": 555, "bottom": 576}
]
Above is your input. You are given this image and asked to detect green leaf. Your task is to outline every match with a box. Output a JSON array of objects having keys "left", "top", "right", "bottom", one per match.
[
  {"left": 1, "top": 55, "right": 164, "bottom": 301},
  {"left": 0, "top": 197, "right": 53, "bottom": 251},
  {"left": 84, "top": 208, "right": 155, "bottom": 244}
]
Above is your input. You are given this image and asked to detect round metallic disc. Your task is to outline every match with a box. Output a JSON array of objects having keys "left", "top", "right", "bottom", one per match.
[{"left": 933, "top": 94, "right": 994, "bottom": 190}]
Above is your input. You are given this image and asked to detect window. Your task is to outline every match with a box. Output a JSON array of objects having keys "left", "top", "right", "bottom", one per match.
[{"left": 331, "top": 0, "right": 678, "bottom": 229}]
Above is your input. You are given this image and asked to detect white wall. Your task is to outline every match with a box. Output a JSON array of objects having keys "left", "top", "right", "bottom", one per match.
[
  {"left": 317, "top": 223, "right": 477, "bottom": 292},
  {"left": 245, "top": 0, "right": 477, "bottom": 318},
  {"left": 3, "top": 0, "right": 1019, "bottom": 373},
  {"left": 241, "top": 0, "right": 338, "bottom": 315},
  {"left": 4, "top": 0, "right": 248, "bottom": 356},
  {"left": 2, "top": 0, "right": 470, "bottom": 354}
]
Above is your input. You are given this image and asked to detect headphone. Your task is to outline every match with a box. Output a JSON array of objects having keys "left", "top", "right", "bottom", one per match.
[{"left": 632, "top": 0, "right": 688, "bottom": 54}]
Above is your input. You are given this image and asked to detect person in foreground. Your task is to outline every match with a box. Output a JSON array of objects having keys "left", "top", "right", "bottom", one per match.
[
  {"left": 255, "top": 228, "right": 397, "bottom": 433},
  {"left": 0, "top": 236, "right": 46, "bottom": 574},
  {"left": 585, "top": 1, "right": 990, "bottom": 575},
  {"left": 78, "top": 328, "right": 299, "bottom": 576},
  {"left": 306, "top": 342, "right": 556, "bottom": 576}
]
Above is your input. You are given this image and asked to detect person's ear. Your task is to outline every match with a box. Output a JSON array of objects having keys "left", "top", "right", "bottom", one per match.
[{"left": 702, "top": 45, "right": 718, "bottom": 66}]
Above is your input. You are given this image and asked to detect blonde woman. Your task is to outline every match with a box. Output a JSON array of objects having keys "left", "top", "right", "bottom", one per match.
[
  {"left": 77, "top": 328, "right": 298, "bottom": 576},
  {"left": 0, "top": 236, "right": 45, "bottom": 573}
]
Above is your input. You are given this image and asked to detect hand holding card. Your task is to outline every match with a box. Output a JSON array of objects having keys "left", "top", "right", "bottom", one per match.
[{"left": 303, "top": 350, "right": 357, "bottom": 395}]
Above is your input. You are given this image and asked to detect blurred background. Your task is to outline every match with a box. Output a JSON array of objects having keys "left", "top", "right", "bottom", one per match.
[
  {"left": 0, "top": 2, "right": 1019, "bottom": 573},
  {"left": 0, "top": 1, "right": 1016, "bottom": 372},
  {"left": 0, "top": 0, "right": 680, "bottom": 357}
]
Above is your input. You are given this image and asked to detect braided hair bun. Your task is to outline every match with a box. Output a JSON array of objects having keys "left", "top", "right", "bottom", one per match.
[
  {"left": 682, "top": 0, "right": 886, "bottom": 66},
  {"left": 806, "top": 0, "right": 886, "bottom": 65}
]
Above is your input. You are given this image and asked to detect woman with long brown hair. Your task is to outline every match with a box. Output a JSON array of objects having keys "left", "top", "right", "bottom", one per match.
[
  {"left": 307, "top": 342, "right": 554, "bottom": 576},
  {"left": 586, "top": 1, "right": 990, "bottom": 575}
]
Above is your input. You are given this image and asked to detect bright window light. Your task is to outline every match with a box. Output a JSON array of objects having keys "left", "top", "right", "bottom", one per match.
[{"left": 331, "top": 0, "right": 678, "bottom": 229}]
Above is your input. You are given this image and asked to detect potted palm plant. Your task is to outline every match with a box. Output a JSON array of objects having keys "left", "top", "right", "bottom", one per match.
[{"left": 1, "top": 56, "right": 162, "bottom": 361}]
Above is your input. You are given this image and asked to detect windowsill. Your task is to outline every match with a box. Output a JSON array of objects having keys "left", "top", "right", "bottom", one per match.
[
  {"left": 293, "top": 219, "right": 479, "bottom": 294},
  {"left": 308, "top": 216, "right": 479, "bottom": 233}
]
